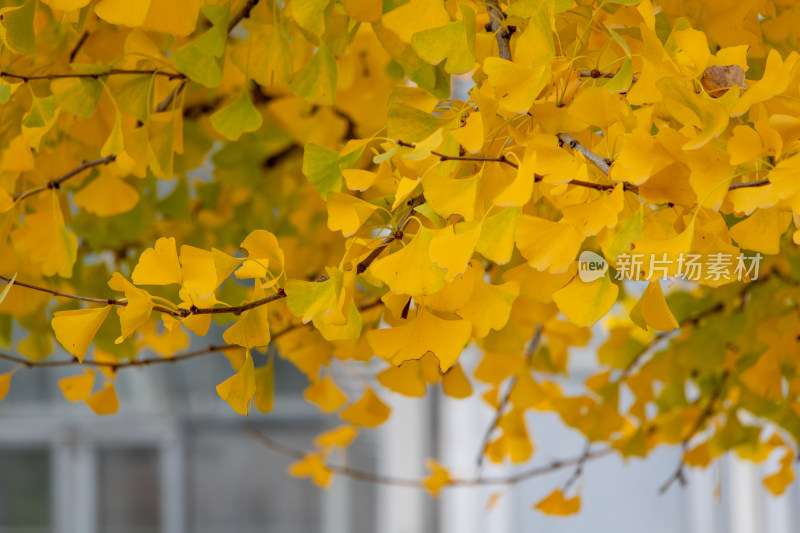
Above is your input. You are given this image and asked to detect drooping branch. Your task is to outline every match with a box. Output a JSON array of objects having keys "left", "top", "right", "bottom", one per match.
[{"left": 247, "top": 423, "right": 614, "bottom": 488}]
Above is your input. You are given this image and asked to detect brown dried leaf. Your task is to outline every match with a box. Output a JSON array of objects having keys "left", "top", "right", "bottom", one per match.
[{"left": 701, "top": 65, "right": 746, "bottom": 97}]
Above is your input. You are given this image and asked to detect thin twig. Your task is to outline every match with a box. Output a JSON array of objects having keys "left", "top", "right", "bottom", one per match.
[
  {"left": 728, "top": 178, "right": 771, "bottom": 190},
  {"left": 155, "top": 80, "right": 187, "bottom": 113},
  {"left": 228, "top": 0, "right": 260, "bottom": 32},
  {"left": 69, "top": 32, "right": 89, "bottom": 62},
  {"left": 659, "top": 371, "right": 729, "bottom": 494},
  {"left": 557, "top": 133, "right": 611, "bottom": 175},
  {"left": 356, "top": 194, "right": 426, "bottom": 274},
  {"left": 13, "top": 155, "right": 117, "bottom": 202},
  {"left": 247, "top": 423, "right": 614, "bottom": 488},
  {"left": 562, "top": 441, "right": 592, "bottom": 492},
  {"left": 0, "top": 68, "right": 184, "bottom": 82},
  {"left": 475, "top": 325, "right": 543, "bottom": 472}
]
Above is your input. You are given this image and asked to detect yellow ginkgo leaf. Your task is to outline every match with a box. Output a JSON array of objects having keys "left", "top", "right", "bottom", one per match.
[
  {"left": 131, "top": 237, "right": 182, "bottom": 286},
  {"left": 0, "top": 370, "right": 15, "bottom": 400},
  {"left": 476, "top": 207, "right": 520, "bottom": 265},
  {"left": 180, "top": 245, "right": 217, "bottom": 296},
  {"left": 10, "top": 196, "right": 78, "bottom": 278},
  {"left": 381, "top": 0, "right": 450, "bottom": 43},
  {"left": 222, "top": 283, "right": 271, "bottom": 349},
  {"left": 73, "top": 174, "right": 139, "bottom": 217},
  {"left": 339, "top": 387, "right": 391, "bottom": 427},
  {"left": 286, "top": 269, "right": 343, "bottom": 324},
  {"left": 314, "top": 425, "right": 359, "bottom": 448},
  {"left": 561, "top": 185, "right": 625, "bottom": 237},
  {"left": 450, "top": 111, "right": 484, "bottom": 154},
  {"left": 483, "top": 58, "right": 550, "bottom": 113},
  {"left": 216, "top": 350, "right": 256, "bottom": 415},
  {"left": 304, "top": 376, "right": 348, "bottom": 413},
  {"left": 630, "top": 280, "right": 679, "bottom": 331},
  {"left": 85, "top": 383, "right": 119, "bottom": 415},
  {"left": 422, "top": 459, "right": 451, "bottom": 497},
  {"left": 370, "top": 227, "right": 447, "bottom": 296},
  {"left": 51, "top": 306, "right": 113, "bottom": 362},
  {"left": 429, "top": 221, "right": 482, "bottom": 282},
  {"left": 212, "top": 248, "right": 243, "bottom": 287},
  {"left": 326, "top": 192, "right": 379, "bottom": 237},
  {"left": 441, "top": 363, "right": 472, "bottom": 399},
  {"left": 140, "top": 0, "right": 200, "bottom": 37},
  {"left": 241, "top": 229, "right": 285, "bottom": 272},
  {"left": 94, "top": 0, "right": 152, "bottom": 26},
  {"left": 421, "top": 173, "right": 480, "bottom": 221},
  {"left": 516, "top": 216, "right": 584, "bottom": 273},
  {"left": 342, "top": 169, "right": 379, "bottom": 191},
  {"left": 494, "top": 149, "right": 536, "bottom": 207},
  {"left": 411, "top": 4, "right": 476, "bottom": 74},
  {"left": 110, "top": 274, "right": 154, "bottom": 344},
  {"left": 729, "top": 209, "right": 792, "bottom": 255},
  {"left": 534, "top": 489, "right": 581, "bottom": 516},
  {"left": 553, "top": 276, "right": 619, "bottom": 327},
  {"left": 288, "top": 454, "right": 333, "bottom": 488},
  {"left": 58, "top": 369, "right": 95, "bottom": 402},
  {"left": 763, "top": 450, "right": 795, "bottom": 496},
  {"left": 366, "top": 311, "right": 471, "bottom": 371},
  {"left": 456, "top": 270, "right": 519, "bottom": 338},
  {"left": 377, "top": 360, "right": 427, "bottom": 397}
]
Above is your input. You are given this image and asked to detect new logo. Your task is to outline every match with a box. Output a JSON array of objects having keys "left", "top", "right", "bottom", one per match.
[{"left": 578, "top": 251, "right": 608, "bottom": 282}]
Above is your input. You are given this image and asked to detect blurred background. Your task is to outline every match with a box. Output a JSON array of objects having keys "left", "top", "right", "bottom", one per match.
[{"left": 2, "top": 323, "right": 799, "bottom": 533}]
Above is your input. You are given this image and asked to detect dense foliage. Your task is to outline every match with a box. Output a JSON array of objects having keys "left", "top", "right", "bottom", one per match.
[{"left": 2, "top": 0, "right": 800, "bottom": 511}]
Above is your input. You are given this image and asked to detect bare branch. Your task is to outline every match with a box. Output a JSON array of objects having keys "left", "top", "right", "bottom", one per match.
[
  {"left": 0, "top": 68, "right": 184, "bottom": 83},
  {"left": 557, "top": 133, "right": 611, "bottom": 175},
  {"left": 486, "top": 0, "right": 512, "bottom": 61},
  {"left": 228, "top": 0, "right": 260, "bottom": 33}
]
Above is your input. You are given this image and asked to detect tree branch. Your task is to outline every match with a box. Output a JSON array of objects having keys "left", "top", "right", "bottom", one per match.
[
  {"left": 228, "top": 0, "right": 260, "bottom": 33},
  {"left": 247, "top": 423, "right": 614, "bottom": 488},
  {"left": 13, "top": 155, "right": 117, "bottom": 202},
  {"left": 0, "top": 68, "right": 185, "bottom": 83},
  {"left": 475, "top": 325, "right": 543, "bottom": 472},
  {"left": 557, "top": 133, "right": 611, "bottom": 175},
  {"left": 486, "top": 0, "right": 512, "bottom": 61}
]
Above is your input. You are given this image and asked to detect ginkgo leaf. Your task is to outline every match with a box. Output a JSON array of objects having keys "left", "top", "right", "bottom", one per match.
[
  {"left": 630, "top": 281, "right": 679, "bottom": 331},
  {"left": 11, "top": 198, "right": 77, "bottom": 278},
  {"left": 1, "top": 0, "right": 36, "bottom": 55},
  {"left": 411, "top": 4, "right": 476, "bottom": 74},
  {"left": 314, "top": 425, "right": 359, "bottom": 448},
  {"left": 456, "top": 272, "right": 519, "bottom": 338},
  {"left": 140, "top": 0, "right": 201, "bottom": 37},
  {"left": 339, "top": 387, "right": 391, "bottom": 427},
  {"left": 110, "top": 274, "right": 153, "bottom": 344},
  {"left": 180, "top": 245, "right": 218, "bottom": 296},
  {"left": 381, "top": 0, "right": 450, "bottom": 43},
  {"left": 210, "top": 89, "right": 263, "bottom": 141},
  {"left": 483, "top": 59, "right": 550, "bottom": 113},
  {"left": 476, "top": 207, "right": 520, "bottom": 264},
  {"left": 534, "top": 489, "right": 581, "bottom": 516},
  {"left": 222, "top": 283, "right": 271, "bottom": 348},
  {"left": 553, "top": 276, "right": 619, "bottom": 327},
  {"left": 441, "top": 363, "right": 472, "bottom": 399},
  {"left": 58, "top": 369, "right": 95, "bottom": 402},
  {"left": 516, "top": 216, "right": 584, "bottom": 273},
  {"left": 0, "top": 370, "right": 15, "bottom": 401},
  {"left": 132, "top": 237, "right": 182, "bottom": 286},
  {"left": 422, "top": 459, "right": 451, "bottom": 497},
  {"left": 429, "top": 221, "right": 482, "bottom": 282},
  {"left": 85, "top": 383, "right": 119, "bottom": 415},
  {"left": 304, "top": 376, "right": 348, "bottom": 413},
  {"left": 729, "top": 209, "right": 791, "bottom": 255},
  {"left": 370, "top": 227, "right": 447, "bottom": 296},
  {"left": 286, "top": 270, "right": 342, "bottom": 324},
  {"left": 94, "top": 0, "right": 152, "bottom": 26},
  {"left": 288, "top": 454, "right": 333, "bottom": 487},
  {"left": 289, "top": 45, "right": 337, "bottom": 105},
  {"left": 763, "top": 451, "right": 795, "bottom": 496},
  {"left": 216, "top": 350, "right": 256, "bottom": 415},
  {"left": 326, "top": 193, "right": 379, "bottom": 237},
  {"left": 52, "top": 306, "right": 113, "bottom": 362},
  {"left": 377, "top": 360, "right": 427, "bottom": 397},
  {"left": 366, "top": 311, "right": 471, "bottom": 371},
  {"left": 74, "top": 174, "right": 139, "bottom": 217}
]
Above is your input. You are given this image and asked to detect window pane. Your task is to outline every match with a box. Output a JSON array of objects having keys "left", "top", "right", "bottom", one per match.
[
  {"left": 97, "top": 448, "right": 161, "bottom": 533},
  {"left": 0, "top": 448, "right": 51, "bottom": 533}
]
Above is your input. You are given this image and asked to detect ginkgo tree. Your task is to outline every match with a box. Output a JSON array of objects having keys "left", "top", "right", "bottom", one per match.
[{"left": 1, "top": 0, "right": 800, "bottom": 516}]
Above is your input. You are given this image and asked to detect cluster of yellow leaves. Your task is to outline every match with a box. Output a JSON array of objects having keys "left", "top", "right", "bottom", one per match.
[{"left": 3, "top": 0, "right": 800, "bottom": 514}]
